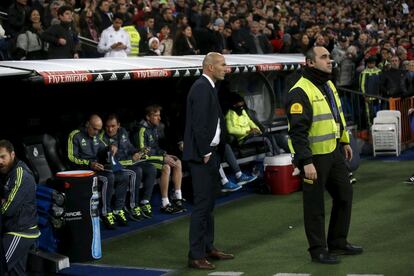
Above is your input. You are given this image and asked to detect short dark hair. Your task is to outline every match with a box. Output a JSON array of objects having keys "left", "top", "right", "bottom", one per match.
[
  {"left": 0, "top": 140, "right": 14, "bottom": 153},
  {"left": 57, "top": 5, "right": 72, "bottom": 17},
  {"left": 305, "top": 47, "right": 317, "bottom": 64},
  {"left": 106, "top": 113, "right": 120, "bottom": 123},
  {"left": 113, "top": 12, "right": 125, "bottom": 22},
  {"left": 145, "top": 104, "right": 162, "bottom": 116}
]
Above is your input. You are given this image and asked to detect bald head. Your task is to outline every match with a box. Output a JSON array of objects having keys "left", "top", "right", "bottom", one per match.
[
  {"left": 202, "top": 52, "right": 227, "bottom": 82},
  {"left": 86, "top": 114, "right": 103, "bottom": 137}
]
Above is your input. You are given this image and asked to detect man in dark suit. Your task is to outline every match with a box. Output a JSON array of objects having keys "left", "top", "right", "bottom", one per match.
[{"left": 183, "top": 52, "right": 234, "bottom": 270}]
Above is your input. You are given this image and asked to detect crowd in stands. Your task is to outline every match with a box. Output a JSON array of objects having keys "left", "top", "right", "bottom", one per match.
[
  {"left": 0, "top": 0, "right": 412, "bottom": 61},
  {"left": 1, "top": 0, "right": 414, "bottom": 103}
]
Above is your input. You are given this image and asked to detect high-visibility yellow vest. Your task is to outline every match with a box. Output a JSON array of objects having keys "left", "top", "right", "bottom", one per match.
[
  {"left": 288, "top": 77, "right": 349, "bottom": 155},
  {"left": 122, "top": 25, "right": 140, "bottom": 56}
]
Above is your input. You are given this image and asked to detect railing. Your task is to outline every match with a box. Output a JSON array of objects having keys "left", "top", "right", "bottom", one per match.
[
  {"left": 337, "top": 86, "right": 390, "bottom": 131},
  {"left": 389, "top": 96, "right": 414, "bottom": 146}
]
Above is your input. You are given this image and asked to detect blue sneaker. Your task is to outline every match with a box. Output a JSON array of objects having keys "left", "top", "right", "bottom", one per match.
[
  {"left": 237, "top": 173, "right": 257, "bottom": 186},
  {"left": 221, "top": 181, "right": 242, "bottom": 192}
]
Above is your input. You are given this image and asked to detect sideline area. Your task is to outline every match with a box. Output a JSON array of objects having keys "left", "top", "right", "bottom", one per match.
[{"left": 60, "top": 157, "right": 414, "bottom": 276}]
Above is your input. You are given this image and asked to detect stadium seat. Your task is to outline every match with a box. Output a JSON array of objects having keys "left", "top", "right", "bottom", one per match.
[{"left": 22, "top": 134, "right": 67, "bottom": 184}]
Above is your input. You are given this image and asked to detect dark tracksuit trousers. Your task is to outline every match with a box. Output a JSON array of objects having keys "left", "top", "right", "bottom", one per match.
[
  {"left": 3, "top": 233, "right": 36, "bottom": 276},
  {"left": 302, "top": 144, "right": 353, "bottom": 255},
  {"left": 124, "top": 162, "right": 157, "bottom": 208},
  {"left": 97, "top": 170, "right": 128, "bottom": 215}
]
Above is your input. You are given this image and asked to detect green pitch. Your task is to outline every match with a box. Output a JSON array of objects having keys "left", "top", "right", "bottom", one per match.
[{"left": 97, "top": 160, "right": 414, "bottom": 276}]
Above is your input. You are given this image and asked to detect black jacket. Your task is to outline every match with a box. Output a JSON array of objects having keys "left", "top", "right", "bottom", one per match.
[
  {"left": 0, "top": 159, "right": 39, "bottom": 235},
  {"left": 41, "top": 22, "right": 79, "bottom": 59},
  {"left": 183, "top": 75, "right": 226, "bottom": 162}
]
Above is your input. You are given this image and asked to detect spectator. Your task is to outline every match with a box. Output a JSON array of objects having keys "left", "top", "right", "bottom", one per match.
[
  {"left": 155, "top": 7, "right": 174, "bottom": 33},
  {"left": 172, "top": 25, "right": 199, "bottom": 55},
  {"left": 332, "top": 36, "right": 349, "bottom": 65},
  {"left": 137, "top": 14, "right": 156, "bottom": 55},
  {"left": 0, "top": 139, "right": 40, "bottom": 275},
  {"left": 98, "top": 13, "right": 131, "bottom": 57},
  {"left": 336, "top": 45, "right": 358, "bottom": 88},
  {"left": 15, "top": 8, "right": 47, "bottom": 60},
  {"left": 136, "top": 105, "right": 186, "bottom": 214},
  {"left": 380, "top": 55, "right": 405, "bottom": 98},
  {"left": 245, "top": 21, "right": 272, "bottom": 54},
  {"left": 7, "top": 0, "right": 30, "bottom": 37},
  {"left": 67, "top": 114, "right": 129, "bottom": 229},
  {"left": 78, "top": 4, "right": 103, "bottom": 58},
  {"left": 147, "top": 36, "right": 161, "bottom": 56},
  {"left": 159, "top": 24, "right": 173, "bottom": 56},
  {"left": 101, "top": 114, "right": 157, "bottom": 220},
  {"left": 41, "top": 5, "right": 80, "bottom": 59},
  {"left": 229, "top": 16, "right": 248, "bottom": 54},
  {"left": 193, "top": 14, "right": 220, "bottom": 55},
  {"left": 97, "top": 0, "right": 113, "bottom": 30},
  {"left": 225, "top": 93, "right": 280, "bottom": 156},
  {"left": 401, "top": 60, "right": 414, "bottom": 97},
  {"left": 359, "top": 56, "right": 382, "bottom": 127}
]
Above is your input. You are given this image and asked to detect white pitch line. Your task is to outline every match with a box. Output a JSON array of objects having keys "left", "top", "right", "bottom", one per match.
[
  {"left": 208, "top": 272, "right": 244, "bottom": 276},
  {"left": 274, "top": 274, "right": 310, "bottom": 276},
  {"left": 348, "top": 274, "right": 384, "bottom": 276}
]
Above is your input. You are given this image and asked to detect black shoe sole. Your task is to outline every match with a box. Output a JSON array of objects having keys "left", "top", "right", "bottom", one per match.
[
  {"left": 311, "top": 258, "right": 340, "bottom": 264},
  {"left": 329, "top": 249, "right": 363, "bottom": 256}
]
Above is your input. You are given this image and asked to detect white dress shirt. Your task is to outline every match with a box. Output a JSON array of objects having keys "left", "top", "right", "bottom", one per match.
[{"left": 202, "top": 74, "right": 221, "bottom": 156}]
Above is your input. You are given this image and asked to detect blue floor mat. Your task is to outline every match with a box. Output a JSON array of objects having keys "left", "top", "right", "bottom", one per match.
[
  {"left": 59, "top": 264, "right": 169, "bottom": 276},
  {"left": 101, "top": 186, "right": 253, "bottom": 240}
]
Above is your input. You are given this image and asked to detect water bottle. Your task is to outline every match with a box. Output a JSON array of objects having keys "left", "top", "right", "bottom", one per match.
[{"left": 90, "top": 176, "right": 102, "bottom": 259}]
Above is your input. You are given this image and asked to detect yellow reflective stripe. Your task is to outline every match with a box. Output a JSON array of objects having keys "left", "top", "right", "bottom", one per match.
[
  {"left": 120, "top": 160, "right": 133, "bottom": 166},
  {"left": 5, "top": 231, "right": 41, "bottom": 239},
  {"left": 138, "top": 128, "right": 146, "bottom": 149},
  {"left": 68, "top": 130, "right": 90, "bottom": 166},
  {"left": 99, "top": 131, "right": 108, "bottom": 146},
  {"left": 2, "top": 167, "right": 23, "bottom": 214}
]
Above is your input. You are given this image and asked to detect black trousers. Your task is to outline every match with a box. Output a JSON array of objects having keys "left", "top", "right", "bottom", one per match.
[
  {"left": 302, "top": 145, "right": 353, "bottom": 254},
  {"left": 188, "top": 151, "right": 221, "bottom": 260}
]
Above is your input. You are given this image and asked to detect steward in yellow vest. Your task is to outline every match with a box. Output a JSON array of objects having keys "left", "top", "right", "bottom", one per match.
[
  {"left": 285, "top": 46, "right": 362, "bottom": 265},
  {"left": 122, "top": 25, "right": 140, "bottom": 56}
]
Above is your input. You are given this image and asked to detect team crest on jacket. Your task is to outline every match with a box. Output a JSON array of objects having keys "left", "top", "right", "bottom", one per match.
[{"left": 290, "top": 103, "right": 303, "bottom": 114}]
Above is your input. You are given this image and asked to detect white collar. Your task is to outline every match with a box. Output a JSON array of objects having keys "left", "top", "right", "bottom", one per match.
[{"left": 202, "top": 74, "right": 215, "bottom": 88}]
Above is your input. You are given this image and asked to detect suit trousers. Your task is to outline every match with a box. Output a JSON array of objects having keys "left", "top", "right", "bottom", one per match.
[
  {"left": 302, "top": 145, "right": 353, "bottom": 254},
  {"left": 188, "top": 151, "right": 221, "bottom": 260}
]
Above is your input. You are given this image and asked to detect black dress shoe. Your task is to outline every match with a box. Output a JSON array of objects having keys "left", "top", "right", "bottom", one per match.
[
  {"left": 329, "top": 243, "right": 363, "bottom": 255},
  {"left": 311, "top": 251, "right": 340, "bottom": 264}
]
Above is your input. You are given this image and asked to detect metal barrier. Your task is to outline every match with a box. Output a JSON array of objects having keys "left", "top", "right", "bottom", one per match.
[
  {"left": 338, "top": 86, "right": 390, "bottom": 131},
  {"left": 389, "top": 96, "right": 414, "bottom": 146}
]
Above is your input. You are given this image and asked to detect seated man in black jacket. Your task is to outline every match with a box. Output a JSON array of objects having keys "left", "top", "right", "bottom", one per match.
[{"left": 0, "top": 139, "right": 40, "bottom": 275}]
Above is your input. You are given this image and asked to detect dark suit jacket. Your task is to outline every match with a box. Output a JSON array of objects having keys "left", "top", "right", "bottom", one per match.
[{"left": 183, "top": 75, "right": 226, "bottom": 162}]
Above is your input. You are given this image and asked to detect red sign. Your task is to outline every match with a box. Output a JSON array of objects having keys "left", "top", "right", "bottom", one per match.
[
  {"left": 132, "top": 69, "right": 172, "bottom": 79},
  {"left": 40, "top": 71, "right": 93, "bottom": 85},
  {"left": 257, "top": 63, "right": 283, "bottom": 71}
]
